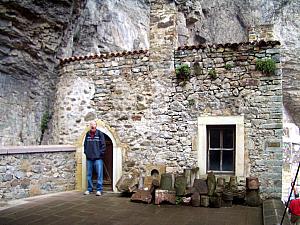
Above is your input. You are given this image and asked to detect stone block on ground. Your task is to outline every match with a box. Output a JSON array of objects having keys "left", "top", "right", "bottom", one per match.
[
  {"left": 246, "top": 177, "right": 260, "bottom": 190},
  {"left": 233, "top": 188, "right": 246, "bottom": 204},
  {"left": 229, "top": 176, "right": 238, "bottom": 192},
  {"left": 144, "top": 176, "right": 154, "bottom": 190},
  {"left": 116, "top": 171, "right": 139, "bottom": 192},
  {"left": 209, "top": 194, "right": 222, "bottom": 208},
  {"left": 145, "top": 164, "right": 166, "bottom": 183},
  {"left": 174, "top": 175, "right": 186, "bottom": 196},
  {"left": 201, "top": 195, "right": 210, "bottom": 207},
  {"left": 155, "top": 189, "right": 176, "bottom": 205},
  {"left": 193, "top": 179, "right": 208, "bottom": 195},
  {"left": 186, "top": 187, "right": 198, "bottom": 196},
  {"left": 160, "top": 173, "right": 173, "bottom": 191},
  {"left": 207, "top": 172, "right": 216, "bottom": 196},
  {"left": 150, "top": 179, "right": 160, "bottom": 194},
  {"left": 222, "top": 200, "right": 233, "bottom": 207},
  {"left": 131, "top": 190, "right": 152, "bottom": 204},
  {"left": 222, "top": 188, "right": 233, "bottom": 208},
  {"left": 246, "top": 190, "right": 261, "bottom": 207},
  {"left": 191, "top": 192, "right": 200, "bottom": 207},
  {"left": 184, "top": 167, "right": 199, "bottom": 188},
  {"left": 215, "top": 177, "right": 225, "bottom": 193},
  {"left": 222, "top": 189, "right": 233, "bottom": 201}
]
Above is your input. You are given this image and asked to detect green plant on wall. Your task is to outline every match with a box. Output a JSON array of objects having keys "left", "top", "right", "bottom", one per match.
[
  {"left": 225, "top": 63, "right": 233, "bottom": 70},
  {"left": 40, "top": 110, "right": 51, "bottom": 144},
  {"left": 208, "top": 68, "right": 217, "bottom": 79},
  {"left": 176, "top": 64, "right": 191, "bottom": 83},
  {"left": 255, "top": 58, "right": 276, "bottom": 75},
  {"left": 188, "top": 99, "right": 195, "bottom": 106}
]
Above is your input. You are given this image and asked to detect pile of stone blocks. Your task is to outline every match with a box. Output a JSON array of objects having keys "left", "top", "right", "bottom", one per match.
[{"left": 117, "top": 166, "right": 260, "bottom": 207}]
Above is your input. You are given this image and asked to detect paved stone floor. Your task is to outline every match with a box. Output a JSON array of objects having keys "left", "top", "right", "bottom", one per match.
[{"left": 0, "top": 191, "right": 263, "bottom": 225}]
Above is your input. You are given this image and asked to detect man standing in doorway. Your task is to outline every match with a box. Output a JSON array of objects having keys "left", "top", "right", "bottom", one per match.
[{"left": 84, "top": 121, "right": 106, "bottom": 196}]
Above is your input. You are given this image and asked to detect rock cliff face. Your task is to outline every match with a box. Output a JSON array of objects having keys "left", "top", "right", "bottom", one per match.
[
  {"left": 0, "top": 0, "right": 299, "bottom": 145},
  {"left": 274, "top": 0, "right": 300, "bottom": 127},
  {"left": 0, "top": 0, "right": 79, "bottom": 145},
  {"left": 58, "top": 0, "right": 150, "bottom": 57},
  {"left": 0, "top": 0, "right": 150, "bottom": 145}
]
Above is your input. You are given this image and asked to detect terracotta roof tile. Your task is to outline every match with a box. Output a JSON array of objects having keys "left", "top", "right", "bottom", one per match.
[
  {"left": 60, "top": 49, "right": 149, "bottom": 65},
  {"left": 176, "top": 40, "right": 281, "bottom": 51}
]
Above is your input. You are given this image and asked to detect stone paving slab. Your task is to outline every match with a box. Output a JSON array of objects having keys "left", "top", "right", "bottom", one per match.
[
  {"left": 263, "top": 199, "right": 290, "bottom": 225},
  {"left": 0, "top": 191, "right": 263, "bottom": 225}
]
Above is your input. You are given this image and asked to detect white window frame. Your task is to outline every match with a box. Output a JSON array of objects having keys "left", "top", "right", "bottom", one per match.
[
  {"left": 197, "top": 116, "right": 245, "bottom": 177},
  {"left": 207, "top": 125, "right": 236, "bottom": 173}
]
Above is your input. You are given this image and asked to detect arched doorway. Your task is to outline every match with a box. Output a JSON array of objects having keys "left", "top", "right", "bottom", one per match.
[
  {"left": 92, "top": 134, "right": 113, "bottom": 191},
  {"left": 76, "top": 120, "right": 123, "bottom": 193},
  {"left": 103, "top": 134, "right": 113, "bottom": 191}
]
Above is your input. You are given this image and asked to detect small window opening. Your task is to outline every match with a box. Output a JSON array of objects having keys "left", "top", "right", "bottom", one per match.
[
  {"left": 207, "top": 125, "right": 236, "bottom": 174},
  {"left": 151, "top": 169, "right": 159, "bottom": 178}
]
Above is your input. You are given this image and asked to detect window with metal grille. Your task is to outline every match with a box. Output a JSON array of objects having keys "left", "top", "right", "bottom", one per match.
[{"left": 207, "top": 125, "right": 235, "bottom": 173}]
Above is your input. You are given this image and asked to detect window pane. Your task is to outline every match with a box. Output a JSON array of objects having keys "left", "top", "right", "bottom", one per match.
[
  {"left": 223, "top": 128, "right": 234, "bottom": 148},
  {"left": 222, "top": 150, "right": 234, "bottom": 171},
  {"left": 210, "top": 129, "right": 220, "bottom": 148},
  {"left": 209, "top": 150, "right": 220, "bottom": 171}
]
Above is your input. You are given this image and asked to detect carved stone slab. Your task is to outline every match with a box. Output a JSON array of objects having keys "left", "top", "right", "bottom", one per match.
[
  {"left": 193, "top": 179, "right": 208, "bottom": 195},
  {"left": 155, "top": 189, "right": 176, "bottom": 205},
  {"left": 131, "top": 190, "right": 152, "bottom": 204}
]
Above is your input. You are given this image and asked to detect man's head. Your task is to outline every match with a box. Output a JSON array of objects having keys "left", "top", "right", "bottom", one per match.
[{"left": 89, "top": 121, "right": 97, "bottom": 132}]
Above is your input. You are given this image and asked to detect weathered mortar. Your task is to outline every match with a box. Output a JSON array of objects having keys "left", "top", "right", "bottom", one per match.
[
  {"left": 55, "top": 41, "right": 283, "bottom": 198},
  {"left": 55, "top": 0, "right": 283, "bottom": 198},
  {"left": 174, "top": 43, "right": 283, "bottom": 198},
  {"left": 0, "top": 146, "right": 76, "bottom": 200}
]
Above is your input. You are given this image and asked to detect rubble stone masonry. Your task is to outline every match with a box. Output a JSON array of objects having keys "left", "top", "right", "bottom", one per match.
[
  {"left": 54, "top": 0, "right": 283, "bottom": 198},
  {"left": 0, "top": 146, "right": 76, "bottom": 200}
]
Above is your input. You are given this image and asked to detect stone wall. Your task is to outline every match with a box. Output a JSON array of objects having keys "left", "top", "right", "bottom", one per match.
[
  {"left": 56, "top": 40, "right": 283, "bottom": 198},
  {"left": 53, "top": 50, "right": 150, "bottom": 147},
  {"left": 52, "top": 0, "right": 283, "bottom": 198},
  {"left": 175, "top": 42, "right": 283, "bottom": 198},
  {"left": 0, "top": 145, "right": 76, "bottom": 200}
]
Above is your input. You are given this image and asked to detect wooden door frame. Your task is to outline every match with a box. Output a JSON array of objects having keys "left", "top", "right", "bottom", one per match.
[{"left": 75, "top": 120, "right": 123, "bottom": 192}]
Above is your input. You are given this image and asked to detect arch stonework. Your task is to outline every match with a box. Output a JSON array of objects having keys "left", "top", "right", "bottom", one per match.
[{"left": 75, "top": 119, "right": 124, "bottom": 192}]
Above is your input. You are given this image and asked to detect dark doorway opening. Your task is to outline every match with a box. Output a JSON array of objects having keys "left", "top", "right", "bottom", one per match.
[{"left": 92, "top": 133, "right": 113, "bottom": 191}]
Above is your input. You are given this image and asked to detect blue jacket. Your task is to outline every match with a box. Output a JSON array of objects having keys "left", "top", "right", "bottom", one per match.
[{"left": 84, "top": 129, "right": 106, "bottom": 160}]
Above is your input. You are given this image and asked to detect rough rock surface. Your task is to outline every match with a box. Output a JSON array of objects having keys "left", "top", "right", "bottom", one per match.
[
  {"left": 58, "top": 0, "right": 150, "bottom": 57},
  {"left": 0, "top": 0, "right": 150, "bottom": 145},
  {"left": 0, "top": 0, "right": 299, "bottom": 146},
  {"left": 0, "top": 0, "right": 78, "bottom": 145}
]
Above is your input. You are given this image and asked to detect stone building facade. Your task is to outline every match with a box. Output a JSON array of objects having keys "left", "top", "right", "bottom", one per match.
[{"left": 54, "top": 0, "right": 283, "bottom": 198}]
